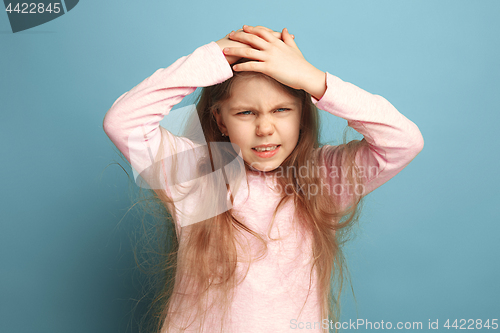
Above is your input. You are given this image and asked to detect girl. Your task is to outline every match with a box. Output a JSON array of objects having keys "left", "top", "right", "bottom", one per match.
[{"left": 103, "top": 25, "right": 423, "bottom": 333}]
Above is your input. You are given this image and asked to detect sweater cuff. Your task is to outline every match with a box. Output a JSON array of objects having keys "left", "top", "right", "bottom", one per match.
[
  {"left": 204, "top": 41, "right": 234, "bottom": 84},
  {"left": 311, "top": 72, "right": 337, "bottom": 108}
]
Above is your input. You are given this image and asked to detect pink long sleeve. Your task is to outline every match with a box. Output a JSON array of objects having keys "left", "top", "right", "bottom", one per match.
[
  {"left": 103, "top": 42, "right": 233, "bottom": 178},
  {"left": 314, "top": 73, "right": 424, "bottom": 199}
]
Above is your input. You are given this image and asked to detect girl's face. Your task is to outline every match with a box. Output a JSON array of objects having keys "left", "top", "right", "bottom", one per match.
[{"left": 214, "top": 75, "right": 302, "bottom": 172}]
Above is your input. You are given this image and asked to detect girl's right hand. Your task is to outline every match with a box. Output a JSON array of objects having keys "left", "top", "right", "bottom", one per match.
[{"left": 216, "top": 26, "right": 293, "bottom": 65}]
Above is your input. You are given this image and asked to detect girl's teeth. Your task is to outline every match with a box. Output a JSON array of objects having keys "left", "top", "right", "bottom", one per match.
[{"left": 255, "top": 145, "right": 278, "bottom": 152}]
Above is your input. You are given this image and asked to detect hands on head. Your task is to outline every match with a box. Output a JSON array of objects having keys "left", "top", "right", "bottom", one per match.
[
  {"left": 215, "top": 25, "right": 326, "bottom": 100},
  {"left": 216, "top": 26, "right": 294, "bottom": 65}
]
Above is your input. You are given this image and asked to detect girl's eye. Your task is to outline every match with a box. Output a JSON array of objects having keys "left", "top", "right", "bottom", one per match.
[
  {"left": 237, "top": 108, "right": 289, "bottom": 115},
  {"left": 238, "top": 111, "right": 253, "bottom": 115},
  {"left": 275, "top": 108, "right": 290, "bottom": 113}
]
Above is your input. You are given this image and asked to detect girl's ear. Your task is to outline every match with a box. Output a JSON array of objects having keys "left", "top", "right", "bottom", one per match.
[{"left": 212, "top": 108, "right": 228, "bottom": 136}]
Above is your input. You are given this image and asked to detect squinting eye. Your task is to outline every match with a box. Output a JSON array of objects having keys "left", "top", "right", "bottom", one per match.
[
  {"left": 238, "top": 111, "right": 253, "bottom": 115},
  {"left": 276, "top": 108, "right": 290, "bottom": 112}
]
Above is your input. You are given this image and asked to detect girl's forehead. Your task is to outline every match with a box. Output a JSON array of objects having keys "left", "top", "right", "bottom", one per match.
[{"left": 225, "top": 75, "right": 300, "bottom": 107}]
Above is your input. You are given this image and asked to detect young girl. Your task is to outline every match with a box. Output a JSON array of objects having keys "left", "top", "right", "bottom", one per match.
[{"left": 103, "top": 25, "right": 423, "bottom": 333}]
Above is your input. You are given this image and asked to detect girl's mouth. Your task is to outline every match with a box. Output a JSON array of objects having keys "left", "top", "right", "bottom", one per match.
[{"left": 251, "top": 145, "right": 280, "bottom": 158}]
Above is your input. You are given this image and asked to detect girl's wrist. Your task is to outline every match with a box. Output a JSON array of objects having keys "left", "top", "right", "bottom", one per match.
[
  {"left": 301, "top": 67, "right": 327, "bottom": 101},
  {"left": 215, "top": 39, "right": 240, "bottom": 65}
]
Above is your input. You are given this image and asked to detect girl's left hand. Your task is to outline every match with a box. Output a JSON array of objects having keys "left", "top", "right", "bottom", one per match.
[{"left": 223, "top": 25, "right": 326, "bottom": 100}]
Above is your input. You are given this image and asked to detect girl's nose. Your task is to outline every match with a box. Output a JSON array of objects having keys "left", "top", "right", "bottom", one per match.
[{"left": 256, "top": 117, "right": 275, "bottom": 136}]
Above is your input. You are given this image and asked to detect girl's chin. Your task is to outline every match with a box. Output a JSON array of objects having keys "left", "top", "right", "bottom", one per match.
[{"left": 246, "top": 161, "right": 281, "bottom": 173}]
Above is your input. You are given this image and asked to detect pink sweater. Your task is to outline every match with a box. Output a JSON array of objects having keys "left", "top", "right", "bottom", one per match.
[{"left": 103, "top": 42, "right": 423, "bottom": 332}]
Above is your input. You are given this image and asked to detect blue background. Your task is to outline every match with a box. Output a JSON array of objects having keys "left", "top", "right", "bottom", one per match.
[{"left": 1, "top": 1, "right": 499, "bottom": 332}]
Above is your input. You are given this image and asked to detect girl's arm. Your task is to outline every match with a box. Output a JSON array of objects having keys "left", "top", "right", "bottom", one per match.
[
  {"left": 224, "top": 25, "right": 424, "bottom": 200},
  {"left": 314, "top": 73, "right": 424, "bottom": 197},
  {"left": 104, "top": 31, "right": 294, "bottom": 230},
  {"left": 102, "top": 42, "right": 233, "bottom": 182},
  {"left": 103, "top": 29, "right": 288, "bottom": 180}
]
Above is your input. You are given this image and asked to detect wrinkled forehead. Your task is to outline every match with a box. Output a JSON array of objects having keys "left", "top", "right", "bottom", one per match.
[
  {"left": 230, "top": 71, "right": 286, "bottom": 92},
  {"left": 223, "top": 72, "right": 301, "bottom": 109}
]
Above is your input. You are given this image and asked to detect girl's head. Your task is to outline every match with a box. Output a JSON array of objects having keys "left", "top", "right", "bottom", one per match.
[{"left": 197, "top": 65, "right": 320, "bottom": 172}]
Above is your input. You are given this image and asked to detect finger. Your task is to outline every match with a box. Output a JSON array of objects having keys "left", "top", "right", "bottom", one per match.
[
  {"left": 241, "top": 25, "right": 277, "bottom": 43},
  {"left": 271, "top": 31, "right": 282, "bottom": 39},
  {"left": 251, "top": 25, "right": 279, "bottom": 35},
  {"left": 232, "top": 61, "right": 266, "bottom": 74},
  {"left": 282, "top": 27, "right": 299, "bottom": 48},
  {"left": 223, "top": 47, "right": 265, "bottom": 61},
  {"left": 247, "top": 25, "right": 281, "bottom": 37},
  {"left": 269, "top": 30, "right": 291, "bottom": 40},
  {"left": 243, "top": 25, "right": 291, "bottom": 40},
  {"left": 244, "top": 25, "right": 273, "bottom": 32},
  {"left": 229, "top": 30, "right": 268, "bottom": 50}
]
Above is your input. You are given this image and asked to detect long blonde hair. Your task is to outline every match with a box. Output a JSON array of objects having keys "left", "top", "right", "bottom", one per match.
[{"left": 129, "top": 68, "right": 368, "bottom": 333}]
